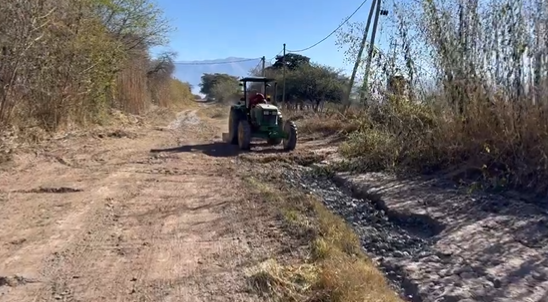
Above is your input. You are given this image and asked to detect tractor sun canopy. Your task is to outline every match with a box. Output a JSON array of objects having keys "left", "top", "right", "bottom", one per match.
[
  {"left": 239, "top": 76, "right": 276, "bottom": 83},
  {"left": 239, "top": 77, "right": 276, "bottom": 108}
]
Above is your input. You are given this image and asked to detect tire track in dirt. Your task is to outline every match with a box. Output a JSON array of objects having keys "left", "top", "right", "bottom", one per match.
[{"left": 0, "top": 108, "right": 277, "bottom": 302}]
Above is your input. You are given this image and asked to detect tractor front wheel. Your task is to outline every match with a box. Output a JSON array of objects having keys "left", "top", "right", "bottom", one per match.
[
  {"left": 237, "top": 120, "right": 252, "bottom": 150},
  {"left": 282, "top": 120, "right": 298, "bottom": 151}
]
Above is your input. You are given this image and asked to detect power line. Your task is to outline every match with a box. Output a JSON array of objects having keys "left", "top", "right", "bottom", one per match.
[
  {"left": 172, "top": 1, "right": 376, "bottom": 66},
  {"left": 173, "top": 48, "right": 283, "bottom": 66},
  {"left": 269, "top": 49, "right": 284, "bottom": 62},
  {"left": 173, "top": 58, "right": 260, "bottom": 65},
  {"left": 287, "top": 0, "right": 369, "bottom": 53},
  {"left": 250, "top": 60, "right": 262, "bottom": 73}
]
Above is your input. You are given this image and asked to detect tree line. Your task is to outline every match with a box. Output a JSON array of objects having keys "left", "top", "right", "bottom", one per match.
[
  {"left": 0, "top": 0, "right": 194, "bottom": 132},
  {"left": 197, "top": 0, "right": 548, "bottom": 193},
  {"left": 198, "top": 53, "right": 350, "bottom": 111}
]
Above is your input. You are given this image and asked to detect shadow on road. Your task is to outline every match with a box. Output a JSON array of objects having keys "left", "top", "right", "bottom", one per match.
[
  {"left": 150, "top": 141, "right": 286, "bottom": 157},
  {"left": 150, "top": 142, "right": 240, "bottom": 157},
  {"left": 194, "top": 98, "right": 218, "bottom": 104}
]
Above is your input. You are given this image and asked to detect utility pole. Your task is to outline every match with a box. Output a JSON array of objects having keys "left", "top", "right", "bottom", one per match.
[
  {"left": 344, "top": 0, "right": 378, "bottom": 107},
  {"left": 261, "top": 56, "right": 266, "bottom": 94},
  {"left": 361, "top": 0, "right": 384, "bottom": 103},
  {"left": 261, "top": 56, "right": 266, "bottom": 77},
  {"left": 282, "top": 43, "right": 286, "bottom": 104}
]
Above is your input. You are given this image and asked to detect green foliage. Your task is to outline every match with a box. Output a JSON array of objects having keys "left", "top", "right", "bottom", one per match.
[
  {"left": 269, "top": 53, "right": 311, "bottom": 71},
  {"left": 284, "top": 64, "right": 347, "bottom": 105},
  {"left": 210, "top": 80, "right": 240, "bottom": 103},
  {"left": 261, "top": 60, "right": 348, "bottom": 107},
  {"left": 199, "top": 73, "right": 239, "bottom": 96},
  {"left": 251, "top": 53, "right": 349, "bottom": 107}
]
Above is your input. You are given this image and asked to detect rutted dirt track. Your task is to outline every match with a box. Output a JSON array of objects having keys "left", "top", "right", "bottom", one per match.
[
  {"left": 0, "top": 106, "right": 275, "bottom": 301},
  {"left": 5, "top": 103, "right": 548, "bottom": 302}
]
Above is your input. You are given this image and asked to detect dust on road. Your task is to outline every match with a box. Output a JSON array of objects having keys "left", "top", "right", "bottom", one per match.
[{"left": 0, "top": 107, "right": 276, "bottom": 302}]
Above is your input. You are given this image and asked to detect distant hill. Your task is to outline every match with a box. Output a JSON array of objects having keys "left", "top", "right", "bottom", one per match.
[{"left": 173, "top": 57, "right": 261, "bottom": 95}]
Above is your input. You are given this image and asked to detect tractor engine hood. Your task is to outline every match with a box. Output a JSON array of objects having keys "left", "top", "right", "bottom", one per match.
[
  {"left": 254, "top": 103, "right": 278, "bottom": 111},
  {"left": 252, "top": 103, "right": 279, "bottom": 126}
]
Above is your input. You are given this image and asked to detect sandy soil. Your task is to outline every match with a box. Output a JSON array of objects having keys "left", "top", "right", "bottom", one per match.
[
  {"left": 0, "top": 106, "right": 284, "bottom": 302},
  {"left": 333, "top": 172, "right": 548, "bottom": 302}
]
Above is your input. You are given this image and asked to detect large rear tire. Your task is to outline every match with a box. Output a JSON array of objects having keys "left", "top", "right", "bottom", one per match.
[
  {"left": 228, "top": 109, "right": 239, "bottom": 144},
  {"left": 237, "top": 120, "right": 252, "bottom": 150},
  {"left": 282, "top": 120, "right": 297, "bottom": 151}
]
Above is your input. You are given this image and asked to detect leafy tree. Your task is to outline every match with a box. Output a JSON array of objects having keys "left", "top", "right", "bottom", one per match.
[
  {"left": 94, "top": 0, "right": 171, "bottom": 50},
  {"left": 247, "top": 54, "right": 348, "bottom": 109},
  {"left": 199, "top": 73, "right": 239, "bottom": 96},
  {"left": 148, "top": 52, "right": 176, "bottom": 79},
  {"left": 268, "top": 53, "right": 311, "bottom": 71},
  {"left": 210, "top": 80, "right": 240, "bottom": 103},
  {"left": 283, "top": 64, "right": 348, "bottom": 110}
]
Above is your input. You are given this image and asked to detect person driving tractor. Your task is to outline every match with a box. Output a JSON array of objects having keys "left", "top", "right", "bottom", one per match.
[{"left": 249, "top": 92, "right": 267, "bottom": 107}]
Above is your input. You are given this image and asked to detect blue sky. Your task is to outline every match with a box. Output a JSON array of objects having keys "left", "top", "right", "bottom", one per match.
[{"left": 151, "top": 0, "right": 393, "bottom": 72}]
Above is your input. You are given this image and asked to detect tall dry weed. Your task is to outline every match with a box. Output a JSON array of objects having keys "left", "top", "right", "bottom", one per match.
[
  {"left": 0, "top": 0, "right": 191, "bottom": 135},
  {"left": 333, "top": 0, "right": 548, "bottom": 195}
]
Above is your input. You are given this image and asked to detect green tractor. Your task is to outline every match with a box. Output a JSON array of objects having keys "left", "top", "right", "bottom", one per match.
[{"left": 226, "top": 77, "right": 297, "bottom": 151}]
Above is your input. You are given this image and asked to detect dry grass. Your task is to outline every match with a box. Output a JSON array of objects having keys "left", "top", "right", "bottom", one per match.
[
  {"left": 243, "top": 172, "right": 401, "bottom": 302},
  {"left": 246, "top": 259, "right": 319, "bottom": 301},
  {"left": 197, "top": 104, "right": 228, "bottom": 120},
  {"left": 305, "top": 0, "right": 548, "bottom": 196},
  {"left": 353, "top": 95, "right": 548, "bottom": 195},
  {"left": 284, "top": 106, "right": 363, "bottom": 139},
  {"left": 0, "top": 0, "right": 194, "bottom": 138},
  {"left": 293, "top": 91, "right": 548, "bottom": 195},
  {"left": 168, "top": 79, "right": 196, "bottom": 109}
]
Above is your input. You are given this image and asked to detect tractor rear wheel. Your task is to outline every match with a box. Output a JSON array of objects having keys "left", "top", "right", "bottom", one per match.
[
  {"left": 282, "top": 120, "right": 298, "bottom": 151},
  {"left": 228, "top": 109, "right": 239, "bottom": 144},
  {"left": 237, "top": 120, "right": 252, "bottom": 150}
]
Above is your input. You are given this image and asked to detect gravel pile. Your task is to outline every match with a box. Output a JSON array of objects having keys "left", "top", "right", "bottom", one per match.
[{"left": 281, "top": 167, "right": 434, "bottom": 301}]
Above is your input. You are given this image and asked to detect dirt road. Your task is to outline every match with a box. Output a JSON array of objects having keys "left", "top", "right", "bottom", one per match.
[{"left": 0, "top": 107, "right": 276, "bottom": 301}]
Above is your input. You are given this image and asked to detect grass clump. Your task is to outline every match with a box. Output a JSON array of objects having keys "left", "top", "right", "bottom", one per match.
[
  {"left": 285, "top": 105, "right": 364, "bottom": 139},
  {"left": 243, "top": 174, "right": 401, "bottom": 302},
  {"left": 246, "top": 259, "right": 319, "bottom": 301}
]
